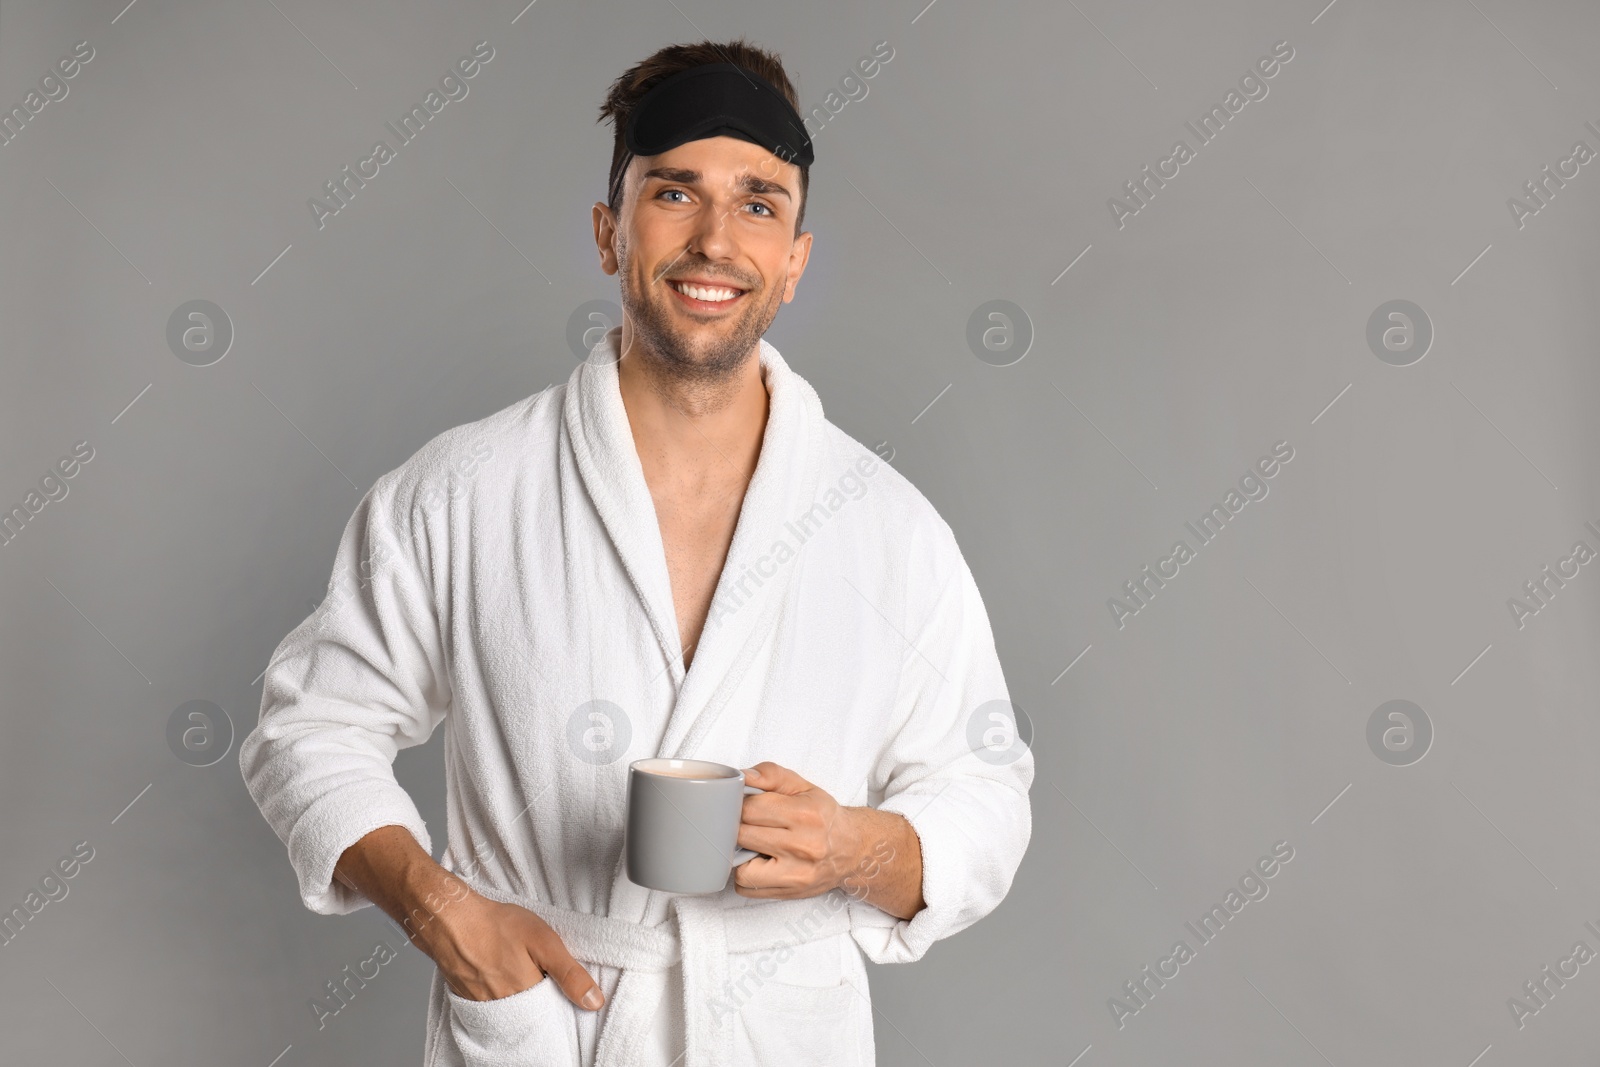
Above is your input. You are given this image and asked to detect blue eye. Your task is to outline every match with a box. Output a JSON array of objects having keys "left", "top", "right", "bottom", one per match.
[
  {"left": 748, "top": 202, "right": 773, "bottom": 216},
  {"left": 659, "top": 188, "right": 688, "bottom": 202}
]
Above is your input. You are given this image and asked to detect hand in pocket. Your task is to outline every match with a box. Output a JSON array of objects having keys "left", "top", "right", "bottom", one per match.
[{"left": 432, "top": 892, "right": 605, "bottom": 1012}]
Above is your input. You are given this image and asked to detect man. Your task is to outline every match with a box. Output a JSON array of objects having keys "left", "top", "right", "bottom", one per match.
[{"left": 240, "top": 38, "right": 1032, "bottom": 1067}]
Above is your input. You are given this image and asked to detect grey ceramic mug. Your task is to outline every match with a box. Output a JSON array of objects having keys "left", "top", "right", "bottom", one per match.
[{"left": 624, "top": 758, "right": 765, "bottom": 894}]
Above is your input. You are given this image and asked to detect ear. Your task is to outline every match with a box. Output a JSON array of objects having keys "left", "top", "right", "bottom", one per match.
[
  {"left": 592, "top": 202, "right": 620, "bottom": 275},
  {"left": 782, "top": 229, "right": 813, "bottom": 303}
]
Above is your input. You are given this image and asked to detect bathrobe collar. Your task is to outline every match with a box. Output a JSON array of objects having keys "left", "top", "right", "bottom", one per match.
[{"left": 563, "top": 326, "right": 825, "bottom": 760}]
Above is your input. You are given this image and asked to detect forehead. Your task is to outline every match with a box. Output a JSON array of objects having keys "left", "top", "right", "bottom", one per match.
[{"left": 628, "top": 135, "right": 800, "bottom": 191}]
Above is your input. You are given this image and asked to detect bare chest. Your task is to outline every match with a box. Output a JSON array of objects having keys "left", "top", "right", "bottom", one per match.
[{"left": 653, "top": 482, "right": 747, "bottom": 670}]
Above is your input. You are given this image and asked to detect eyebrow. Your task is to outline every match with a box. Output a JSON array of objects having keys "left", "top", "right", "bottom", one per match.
[{"left": 641, "top": 166, "right": 793, "bottom": 202}]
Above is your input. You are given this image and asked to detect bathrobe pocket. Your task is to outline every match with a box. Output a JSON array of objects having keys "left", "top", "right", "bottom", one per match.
[
  {"left": 446, "top": 977, "right": 580, "bottom": 1067},
  {"left": 733, "top": 978, "right": 867, "bottom": 1067}
]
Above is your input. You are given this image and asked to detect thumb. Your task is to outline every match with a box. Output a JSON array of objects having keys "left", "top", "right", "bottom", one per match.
[
  {"left": 535, "top": 934, "right": 605, "bottom": 1012},
  {"left": 743, "top": 761, "right": 810, "bottom": 795}
]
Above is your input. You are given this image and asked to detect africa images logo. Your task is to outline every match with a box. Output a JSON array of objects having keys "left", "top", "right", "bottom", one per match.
[
  {"left": 1107, "top": 441, "right": 1294, "bottom": 629},
  {"left": 1107, "top": 39, "right": 1295, "bottom": 230},
  {"left": 1108, "top": 840, "right": 1296, "bottom": 1029},
  {"left": 307, "top": 41, "right": 495, "bottom": 229}
]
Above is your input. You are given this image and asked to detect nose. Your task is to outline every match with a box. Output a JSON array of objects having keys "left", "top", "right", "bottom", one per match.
[{"left": 684, "top": 195, "right": 738, "bottom": 266}]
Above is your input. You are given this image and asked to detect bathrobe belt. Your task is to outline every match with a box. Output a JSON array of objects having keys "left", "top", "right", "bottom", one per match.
[{"left": 465, "top": 881, "right": 857, "bottom": 1067}]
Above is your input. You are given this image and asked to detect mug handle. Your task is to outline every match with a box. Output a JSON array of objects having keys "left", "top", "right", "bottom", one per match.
[{"left": 732, "top": 784, "right": 765, "bottom": 866}]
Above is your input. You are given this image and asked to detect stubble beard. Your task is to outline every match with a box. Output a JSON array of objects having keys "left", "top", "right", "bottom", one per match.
[{"left": 616, "top": 236, "right": 783, "bottom": 390}]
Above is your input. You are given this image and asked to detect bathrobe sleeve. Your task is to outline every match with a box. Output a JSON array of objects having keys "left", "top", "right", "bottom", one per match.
[
  {"left": 239, "top": 470, "right": 450, "bottom": 916},
  {"left": 848, "top": 512, "right": 1034, "bottom": 964}
]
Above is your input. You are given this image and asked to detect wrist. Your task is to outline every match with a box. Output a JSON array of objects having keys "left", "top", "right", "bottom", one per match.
[
  {"left": 835, "top": 806, "right": 878, "bottom": 897},
  {"left": 839, "top": 806, "right": 923, "bottom": 919}
]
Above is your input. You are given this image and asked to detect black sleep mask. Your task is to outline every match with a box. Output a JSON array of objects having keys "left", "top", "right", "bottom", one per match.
[{"left": 611, "top": 62, "right": 813, "bottom": 207}]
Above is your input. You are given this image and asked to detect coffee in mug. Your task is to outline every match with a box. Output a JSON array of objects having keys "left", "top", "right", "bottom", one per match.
[{"left": 624, "top": 758, "right": 764, "bottom": 894}]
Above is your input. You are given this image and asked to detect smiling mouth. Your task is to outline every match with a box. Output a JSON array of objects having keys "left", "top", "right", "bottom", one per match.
[{"left": 666, "top": 278, "right": 749, "bottom": 310}]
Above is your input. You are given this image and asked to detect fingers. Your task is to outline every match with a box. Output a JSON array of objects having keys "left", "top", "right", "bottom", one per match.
[
  {"left": 742, "top": 761, "right": 812, "bottom": 795},
  {"left": 732, "top": 853, "right": 783, "bottom": 891},
  {"left": 531, "top": 926, "right": 605, "bottom": 1012},
  {"left": 741, "top": 776, "right": 826, "bottom": 830},
  {"left": 732, "top": 856, "right": 824, "bottom": 899},
  {"left": 443, "top": 904, "right": 606, "bottom": 1011},
  {"left": 735, "top": 823, "right": 793, "bottom": 857},
  {"left": 739, "top": 793, "right": 796, "bottom": 828},
  {"left": 730, "top": 850, "right": 812, "bottom": 889}
]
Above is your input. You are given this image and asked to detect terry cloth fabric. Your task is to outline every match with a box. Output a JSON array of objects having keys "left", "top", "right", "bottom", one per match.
[{"left": 240, "top": 327, "right": 1034, "bottom": 1067}]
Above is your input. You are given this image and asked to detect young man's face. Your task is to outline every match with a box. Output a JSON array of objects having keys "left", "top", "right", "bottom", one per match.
[{"left": 593, "top": 134, "right": 812, "bottom": 382}]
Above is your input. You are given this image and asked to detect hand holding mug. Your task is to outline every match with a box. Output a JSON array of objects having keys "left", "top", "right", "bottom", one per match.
[{"left": 731, "top": 761, "right": 868, "bottom": 900}]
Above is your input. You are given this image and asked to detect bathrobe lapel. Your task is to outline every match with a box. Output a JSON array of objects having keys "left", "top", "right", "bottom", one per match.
[{"left": 563, "top": 327, "right": 825, "bottom": 763}]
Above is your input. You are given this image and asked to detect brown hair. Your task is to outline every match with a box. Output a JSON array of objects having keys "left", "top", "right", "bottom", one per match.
[{"left": 597, "top": 39, "right": 808, "bottom": 235}]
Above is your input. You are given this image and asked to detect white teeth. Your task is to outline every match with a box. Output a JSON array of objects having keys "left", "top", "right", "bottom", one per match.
[{"left": 671, "top": 281, "right": 741, "bottom": 302}]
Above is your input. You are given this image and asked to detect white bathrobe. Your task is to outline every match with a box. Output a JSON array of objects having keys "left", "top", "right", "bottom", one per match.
[{"left": 240, "top": 327, "right": 1033, "bottom": 1067}]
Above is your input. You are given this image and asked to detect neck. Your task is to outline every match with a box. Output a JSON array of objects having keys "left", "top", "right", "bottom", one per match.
[{"left": 614, "top": 329, "right": 770, "bottom": 486}]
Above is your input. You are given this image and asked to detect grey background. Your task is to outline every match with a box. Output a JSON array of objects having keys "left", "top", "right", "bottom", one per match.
[{"left": 2, "top": 0, "right": 1598, "bottom": 1063}]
